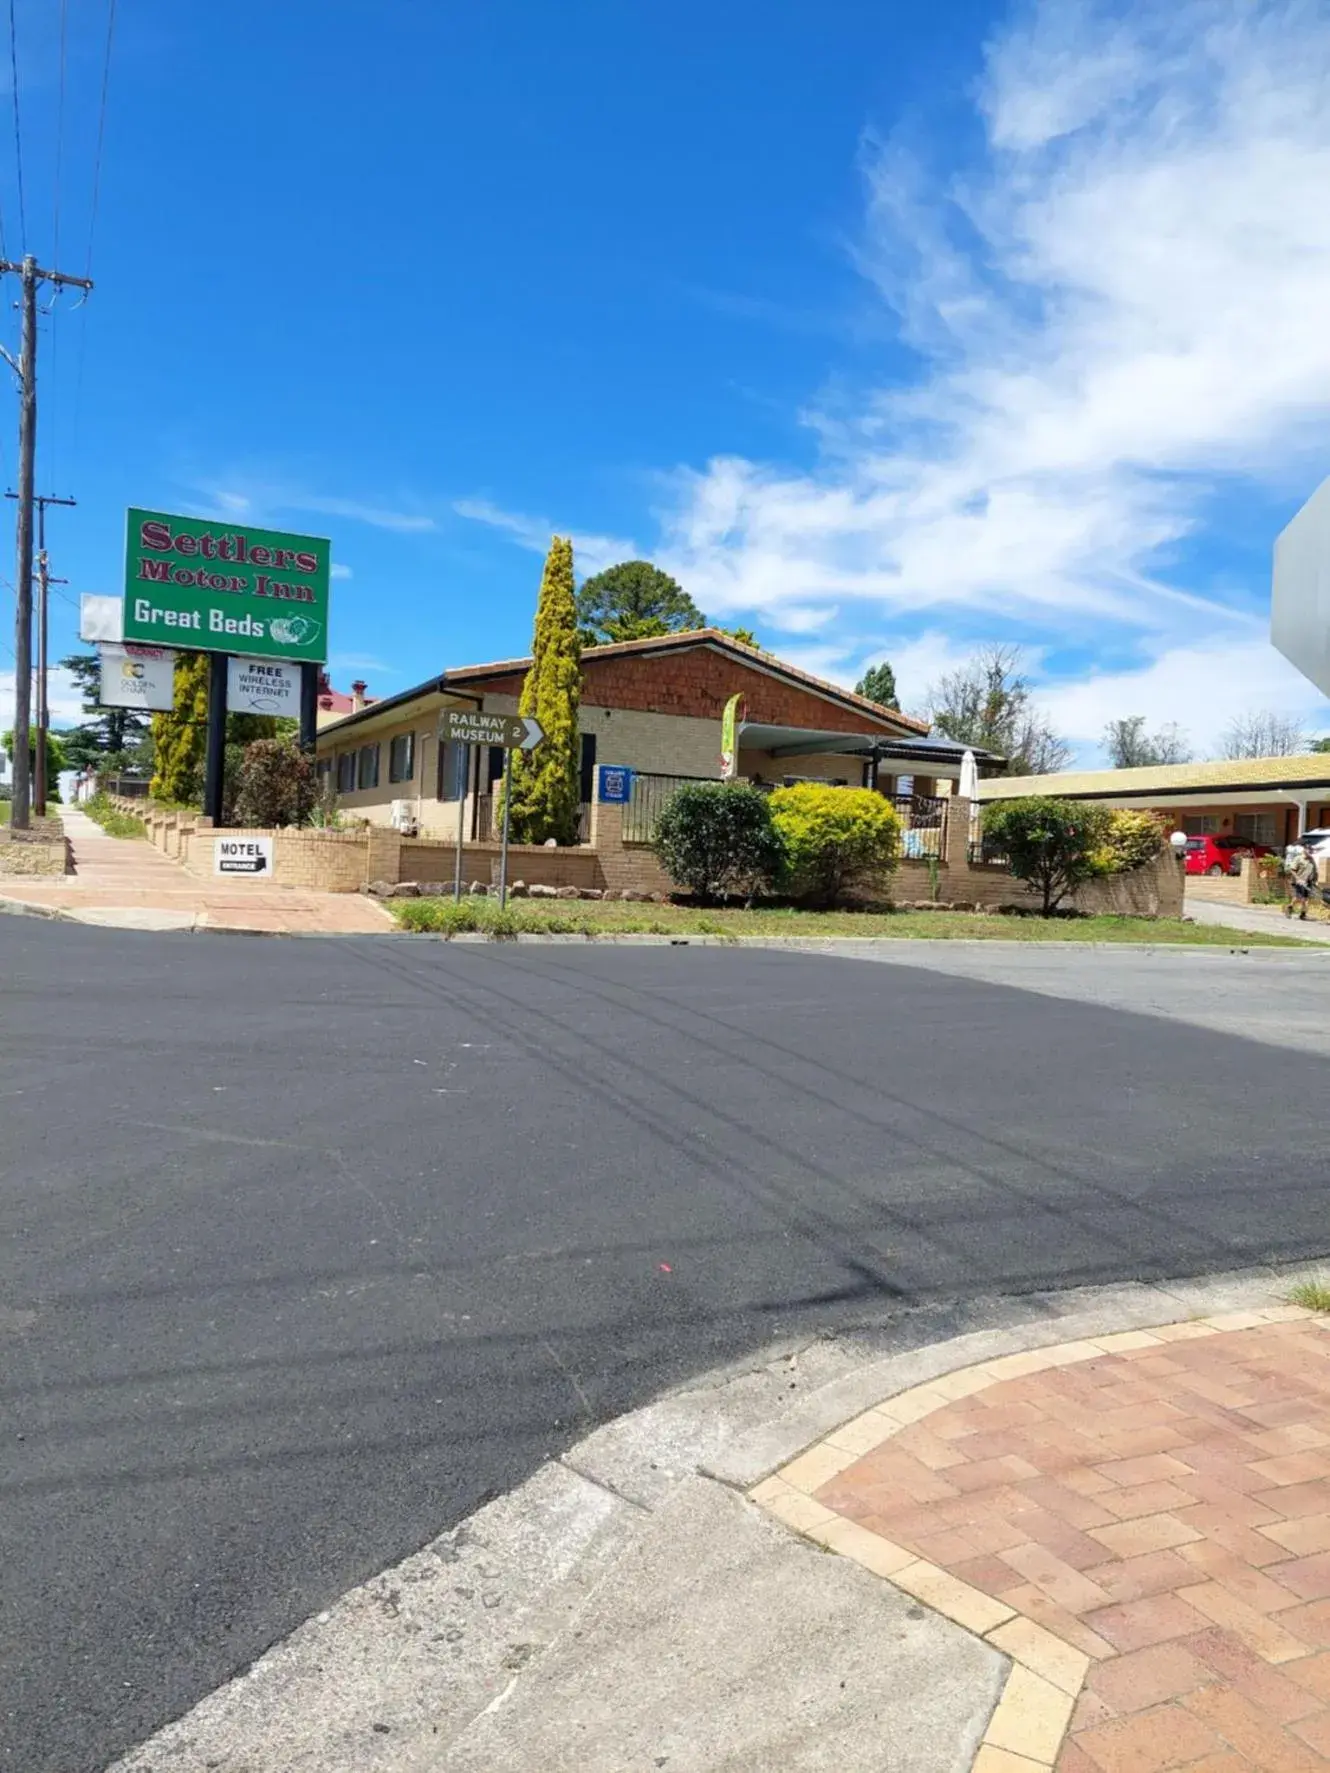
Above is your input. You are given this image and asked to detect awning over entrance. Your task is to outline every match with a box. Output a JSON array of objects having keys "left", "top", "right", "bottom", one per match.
[{"left": 737, "top": 723, "right": 1000, "bottom": 773}]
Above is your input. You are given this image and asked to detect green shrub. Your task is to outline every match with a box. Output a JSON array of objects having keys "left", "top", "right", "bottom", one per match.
[
  {"left": 82, "top": 792, "right": 145, "bottom": 839},
  {"left": 982, "top": 796, "right": 1112, "bottom": 915},
  {"left": 653, "top": 781, "right": 785, "bottom": 904},
  {"left": 768, "top": 784, "right": 901, "bottom": 908},
  {"left": 1096, "top": 809, "right": 1165, "bottom": 874},
  {"left": 232, "top": 739, "right": 318, "bottom": 828}
]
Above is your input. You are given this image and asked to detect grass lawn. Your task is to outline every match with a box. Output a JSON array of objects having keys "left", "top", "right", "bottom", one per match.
[
  {"left": 391, "top": 896, "right": 1314, "bottom": 945},
  {"left": 0, "top": 801, "right": 64, "bottom": 828}
]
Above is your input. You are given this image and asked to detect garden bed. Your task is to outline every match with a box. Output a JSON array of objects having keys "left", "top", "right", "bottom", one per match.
[{"left": 390, "top": 897, "right": 1310, "bottom": 945}]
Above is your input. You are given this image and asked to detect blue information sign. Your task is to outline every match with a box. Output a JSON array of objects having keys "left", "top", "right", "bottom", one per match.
[{"left": 597, "top": 765, "right": 634, "bottom": 805}]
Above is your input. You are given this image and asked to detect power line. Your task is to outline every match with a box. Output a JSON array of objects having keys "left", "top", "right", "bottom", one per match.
[
  {"left": 51, "top": 0, "right": 66, "bottom": 269},
  {"left": 7, "top": 0, "right": 24, "bottom": 251},
  {"left": 85, "top": 0, "right": 116, "bottom": 279},
  {"left": 70, "top": 0, "right": 115, "bottom": 470}
]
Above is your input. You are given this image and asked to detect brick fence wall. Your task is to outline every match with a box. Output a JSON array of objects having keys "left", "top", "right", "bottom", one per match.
[
  {"left": 124, "top": 793, "right": 1184, "bottom": 914},
  {"left": 0, "top": 825, "right": 70, "bottom": 875}
]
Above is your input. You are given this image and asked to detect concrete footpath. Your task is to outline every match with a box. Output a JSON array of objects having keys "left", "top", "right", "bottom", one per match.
[
  {"left": 0, "top": 805, "right": 392, "bottom": 934},
  {"left": 109, "top": 1262, "right": 1330, "bottom": 1773},
  {"left": 1186, "top": 895, "right": 1330, "bottom": 944}
]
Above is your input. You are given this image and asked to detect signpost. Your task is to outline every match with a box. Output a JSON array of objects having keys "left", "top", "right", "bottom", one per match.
[
  {"left": 438, "top": 709, "right": 544, "bottom": 751},
  {"left": 597, "top": 764, "right": 633, "bottom": 805},
  {"left": 214, "top": 835, "right": 274, "bottom": 877},
  {"left": 437, "top": 709, "right": 545, "bottom": 907},
  {"left": 123, "top": 508, "right": 330, "bottom": 662},
  {"left": 80, "top": 592, "right": 123, "bottom": 643},
  {"left": 227, "top": 656, "right": 302, "bottom": 718},
  {"left": 122, "top": 506, "right": 333, "bottom": 827},
  {"left": 1272, "top": 475, "right": 1330, "bottom": 699},
  {"left": 98, "top": 643, "right": 177, "bottom": 713}
]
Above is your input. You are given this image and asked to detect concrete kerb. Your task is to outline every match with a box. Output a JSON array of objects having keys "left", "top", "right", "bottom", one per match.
[
  {"left": 4, "top": 885, "right": 1328, "bottom": 958},
  {"left": 0, "top": 893, "right": 71, "bottom": 922},
  {"left": 108, "top": 1260, "right": 1330, "bottom": 1773}
]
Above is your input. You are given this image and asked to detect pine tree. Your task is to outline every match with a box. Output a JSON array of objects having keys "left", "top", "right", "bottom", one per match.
[
  {"left": 505, "top": 536, "right": 582, "bottom": 844},
  {"left": 150, "top": 651, "right": 210, "bottom": 802}
]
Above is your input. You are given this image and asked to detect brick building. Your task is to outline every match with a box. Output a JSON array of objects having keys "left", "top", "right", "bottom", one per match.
[
  {"left": 979, "top": 754, "right": 1330, "bottom": 853},
  {"left": 315, "top": 628, "right": 990, "bottom": 840}
]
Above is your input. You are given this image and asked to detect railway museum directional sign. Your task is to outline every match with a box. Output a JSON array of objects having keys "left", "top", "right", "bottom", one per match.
[
  {"left": 122, "top": 508, "right": 330, "bottom": 663},
  {"left": 438, "top": 708, "right": 545, "bottom": 750}
]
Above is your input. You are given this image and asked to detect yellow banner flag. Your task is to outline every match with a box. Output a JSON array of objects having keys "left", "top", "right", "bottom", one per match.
[{"left": 720, "top": 693, "right": 745, "bottom": 778}]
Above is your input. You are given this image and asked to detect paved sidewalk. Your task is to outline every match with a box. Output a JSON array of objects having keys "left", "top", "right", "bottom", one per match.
[
  {"left": 763, "top": 1305, "right": 1330, "bottom": 1772},
  {"left": 1187, "top": 896, "right": 1330, "bottom": 944},
  {"left": 0, "top": 804, "right": 392, "bottom": 934}
]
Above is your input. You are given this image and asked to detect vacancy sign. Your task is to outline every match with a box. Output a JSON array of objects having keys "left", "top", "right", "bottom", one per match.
[
  {"left": 214, "top": 836, "right": 274, "bottom": 877},
  {"left": 228, "top": 656, "right": 301, "bottom": 717},
  {"left": 98, "top": 643, "right": 177, "bottom": 712},
  {"left": 122, "top": 507, "right": 330, "bottom": 662}
]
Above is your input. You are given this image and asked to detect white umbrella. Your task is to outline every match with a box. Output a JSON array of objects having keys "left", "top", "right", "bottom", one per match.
[{"left": 959, "top": 749, "right": 979, "bottom": 802}]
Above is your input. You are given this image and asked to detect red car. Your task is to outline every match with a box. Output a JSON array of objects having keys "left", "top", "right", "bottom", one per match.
[{"left": 1183, "top": 834, "right": 1274, "bottom": 876}]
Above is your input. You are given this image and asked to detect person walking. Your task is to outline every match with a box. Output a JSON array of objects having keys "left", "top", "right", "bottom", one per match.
[{"left": 1286, "top": 844, "right": 1320, "bottom": 919}]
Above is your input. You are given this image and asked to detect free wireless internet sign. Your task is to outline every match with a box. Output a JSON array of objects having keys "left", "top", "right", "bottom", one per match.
[{"left": 122, "top": 508, "right": 330, "bottom": 662}]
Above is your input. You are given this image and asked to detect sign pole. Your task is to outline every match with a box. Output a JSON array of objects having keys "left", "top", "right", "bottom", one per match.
[
  {"left": 498, "top": 745, "right": 514, "bottom": 910},
  {"left": 298, "top": 662, "right": 319, "bottom": 753},
  {"left": 203, "top": 653, "right": 229, "bottom": 825},
  {"left": 453, "top": 741, "right": 469, "bottom": 904}
]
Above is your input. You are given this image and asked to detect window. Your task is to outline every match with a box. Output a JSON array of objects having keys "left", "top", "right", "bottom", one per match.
[
  {"left": 357, "top": 744, "right": 380, "bottom": 791},
  {"left": 487, "top": 745, "right": 505, "bottom": 788},
  {"left": 438, "top": 738, "right": 466, "bottom": 801},
  {"left": 317, "top": 757, "right": 333, "bottom": 783},
  {"left": 579, "top": 731, "right": 597, "bottom": 805},
  {"left": 389, "top": 732, "right": 415, "bottom": 784},
  {"left": 336, "top": 752, "right": 356, "bottom": 793},
  {"left": 1234, "top": 813, "right": 1278, "bottom": 845},
  {"left": 1182, "top": 815, "right": 1219, "bottom": 835}
]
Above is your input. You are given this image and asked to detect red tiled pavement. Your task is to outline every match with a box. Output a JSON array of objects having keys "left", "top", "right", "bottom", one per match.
[
  {"left": 816, "top": 1320, "right": 1330, "bottom": 1770},
  {"left": 1, "top": 806, "right": 393, "bottom": 934}
]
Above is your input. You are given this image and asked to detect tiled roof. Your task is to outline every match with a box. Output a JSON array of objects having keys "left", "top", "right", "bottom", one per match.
[
  {"left": 445, "top": 627, "right": 929, "bottom": 735},
  {"left": 979, "top": 753, "right": 1330, "bottom": 801}
]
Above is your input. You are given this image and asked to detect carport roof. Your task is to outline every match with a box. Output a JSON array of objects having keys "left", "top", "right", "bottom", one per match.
[{"left": 739, "top": 723, "right": 1002, "bottom": 769}]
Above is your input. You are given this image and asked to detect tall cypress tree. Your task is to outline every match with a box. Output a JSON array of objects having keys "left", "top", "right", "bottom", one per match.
[
  {"left": 149, "top": 651, "right": 210, "bottom": 802},
  {"left": 506, "top": 536, "right": 582, "bottom": 845}
]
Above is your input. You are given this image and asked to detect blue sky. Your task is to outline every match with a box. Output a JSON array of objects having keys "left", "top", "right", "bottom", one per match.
[{"left": 4, "top": 0, "right": 1330, "bottom": 761}]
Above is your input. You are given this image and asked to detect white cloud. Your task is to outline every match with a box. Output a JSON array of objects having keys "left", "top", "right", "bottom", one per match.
[
  {"left": 189, "top": 480, "right": 436, "bottom": 535},
  {"left": 1039, "top": 635, "right": 1330, "bottom": 756},
  {"left": 292, "top": 495, "right": 435, "bottom": 534},
  {"left": 327, "top": 652, "right": 393, "bottom": 676},
  {"left": 0, "top": 666, "right": 87, "bottom": 740},
  {"left": 330, "top": 563, "right": 353, "bottom": 581},
  {"left": 454, "top": 498, "right": 639, "bottom": 578},
  {"left": 649, "top": 0, "right": 1330, "bottom": 725}
]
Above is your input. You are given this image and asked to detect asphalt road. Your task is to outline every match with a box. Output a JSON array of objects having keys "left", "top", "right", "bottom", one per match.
[{"left": 3, "top": 923, "right": 1329, "bottom": 1773}]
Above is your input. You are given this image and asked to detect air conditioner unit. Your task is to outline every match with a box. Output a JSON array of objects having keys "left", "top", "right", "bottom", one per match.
[{"left": 390, "top": 800, "right": 418, "bottom": 834}]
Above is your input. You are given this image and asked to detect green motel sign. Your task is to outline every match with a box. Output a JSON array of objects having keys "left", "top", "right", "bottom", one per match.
[{"left": 122, "top": 507, "right": 331, "bottom": 662}]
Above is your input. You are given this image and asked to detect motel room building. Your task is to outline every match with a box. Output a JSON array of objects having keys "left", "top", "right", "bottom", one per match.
[{"left": 315, "top": 629, "right": 990, "bottom": 841}]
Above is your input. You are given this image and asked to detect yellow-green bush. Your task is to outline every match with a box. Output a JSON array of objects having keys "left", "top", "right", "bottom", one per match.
[
  {"left": 1095, "top": 809, "right": 1165, "bottom": 874},
  {"left": 768, "top": 784, "right": 901, "bottom": 907}
]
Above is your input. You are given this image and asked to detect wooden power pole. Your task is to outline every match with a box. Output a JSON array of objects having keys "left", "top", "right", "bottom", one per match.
[
  {"left": 6, "top": 491, "right": 76, "bottom": 814},
  {"left": 0, "top": 255, "right": 93, "bottom": 828}
]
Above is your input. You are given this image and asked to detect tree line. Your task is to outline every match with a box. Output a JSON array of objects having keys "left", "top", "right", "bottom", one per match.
[{"left": 19, "top": 550, "right": 1325, "bottom": 809}]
